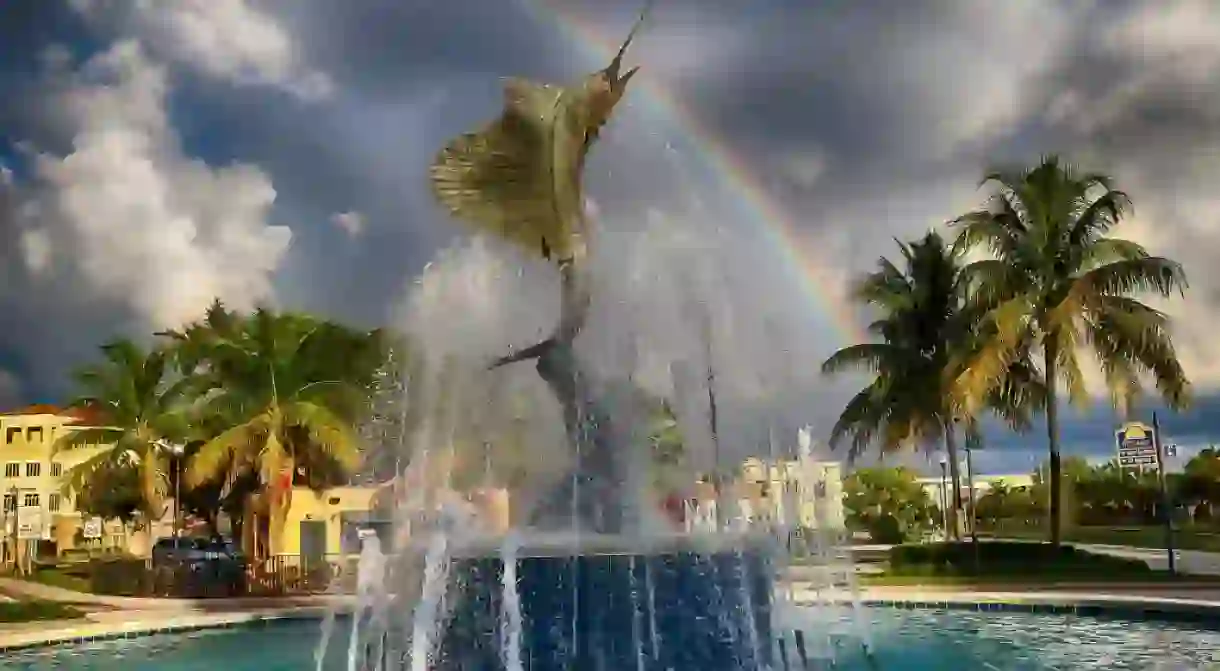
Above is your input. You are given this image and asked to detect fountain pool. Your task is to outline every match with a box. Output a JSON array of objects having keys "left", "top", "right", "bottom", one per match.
[{"left": 15, "top": 605, "right": 1220, "bottom": 670}]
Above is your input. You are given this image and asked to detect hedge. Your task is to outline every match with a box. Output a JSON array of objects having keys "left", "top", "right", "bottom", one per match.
[{"left": 887, "top": 541, "right": 1152, "bottom": 576}]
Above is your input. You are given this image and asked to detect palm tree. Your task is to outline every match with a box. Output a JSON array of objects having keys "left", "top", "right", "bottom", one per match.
[
  {"left": 164, "top": 307, "right": 380, "bottom": 557},
  {"left": 951, "top": 155, "right": 1191, "bottom": 546},
  {"left": 55, "top": 340, "right": 193, "bottom": 523},
  {"left": 822, "top": 231, "right": 1042, "bottom": 539}
]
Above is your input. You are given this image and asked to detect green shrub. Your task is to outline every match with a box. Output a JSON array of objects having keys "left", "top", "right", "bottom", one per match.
[
  {"left": 0, "top": 601, "right": 84, "bottom": 623},
  {"left": 89, "top": 558, "right": 151, "bottom": 596},
  {"left": 866, "top": 515, "right": 906, "bottom": 544},
  {"left": 887, "top": 541, "right": 1152, "bottom": 576}
]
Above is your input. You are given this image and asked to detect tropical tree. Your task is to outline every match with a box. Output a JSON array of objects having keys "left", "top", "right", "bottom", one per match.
[
  {"left": 72, "top": 459, "right": 143, "bottom": 526},
  {"left": 162, "top": 305, "right": 383, "bottom": 557},
  {"left": 822, "top": 231, "right": 1043, "bottom": 538},
  {"left": 842, "top": 465, "right": 939, "bottom": 543},
  {"left": 1181, "top": 447, "right": 1220, "bottom": 522},
  {"left": 55, "top": 340, "right": 193, "bottom": 523},
  {"left": 951, "top": 155, "right": 1191, "bottom": 546}
]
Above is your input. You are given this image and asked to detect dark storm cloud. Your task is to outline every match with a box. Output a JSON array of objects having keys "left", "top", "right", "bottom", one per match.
[{"left": 3, "top": 0, "right": 1220, "bottom": 463}]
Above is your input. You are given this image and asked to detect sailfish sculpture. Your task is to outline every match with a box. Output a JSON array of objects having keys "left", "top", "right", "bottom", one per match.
[{"left": 429, "top": 6, "right": 652, "bottom": 532}]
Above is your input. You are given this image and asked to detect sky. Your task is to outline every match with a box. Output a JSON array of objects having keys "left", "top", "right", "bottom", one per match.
[{"left": 3, "top": 0, "right": 1220, "bottom": 477}]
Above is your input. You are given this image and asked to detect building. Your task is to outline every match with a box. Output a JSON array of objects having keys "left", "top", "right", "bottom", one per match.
[
  {"left": 0, "top": 405, "right": 114, "bottom": 558},
  {"left": 251, "top": 480, "right": 512, "bottom": 559},
  {"left": 919, "top": 473, "right": 1036, "bottom": 512},
  {"left": 687, "top": 457, "right": 846, "bottom": 532}
]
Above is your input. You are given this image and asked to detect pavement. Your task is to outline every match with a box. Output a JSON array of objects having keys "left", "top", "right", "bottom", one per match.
[
  {"left": 8, "top": 552, "right": 1220, "bottom": 652},
  {"left": 0, "top": 535, "right": 1210, "bottom": 653}
]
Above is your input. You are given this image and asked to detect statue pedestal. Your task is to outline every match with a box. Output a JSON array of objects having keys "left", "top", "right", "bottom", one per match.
[{"left": 436, "top": 542, "right": 774, "bottom": 670}]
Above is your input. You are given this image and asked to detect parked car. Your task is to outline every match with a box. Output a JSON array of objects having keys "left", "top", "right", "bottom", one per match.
[{"left": 150, "top": 536, "right": 247, "bottom": 597}]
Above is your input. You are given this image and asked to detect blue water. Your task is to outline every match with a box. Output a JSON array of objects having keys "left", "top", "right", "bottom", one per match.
[{"left": 5, "top": 606, "right": 1220, "bottom": 670}]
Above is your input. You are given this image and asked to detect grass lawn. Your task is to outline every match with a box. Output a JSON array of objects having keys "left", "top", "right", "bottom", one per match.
[
  {"left": 23, "top": 566, "right": 92, "bottom": 593},
  {"left": 0, "top": 601, "right": 85, "bottom": 623}
]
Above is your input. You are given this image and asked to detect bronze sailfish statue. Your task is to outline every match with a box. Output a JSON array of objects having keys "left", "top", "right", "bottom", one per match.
[
  {"left": 427, "top": 7, "right": 653, "bottom": 533},
  {"left": 429, "top": 10, "right": 645, "bottom": 265}
]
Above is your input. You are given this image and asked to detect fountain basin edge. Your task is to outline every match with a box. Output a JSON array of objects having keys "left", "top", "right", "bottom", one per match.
[{"left": 436, "top": 546, "right": 775, "bottom": 670}]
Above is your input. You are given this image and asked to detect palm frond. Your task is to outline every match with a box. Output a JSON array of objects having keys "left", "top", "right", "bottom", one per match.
[
  {"left": 1077, "top": 257, "right": 1188, "bottom": 299},
  {"left": 283, "top": 401, "right": 362, "bottom": 473},
  {"left": 821, "top": 343, "right": 899, "bottom": 376}
]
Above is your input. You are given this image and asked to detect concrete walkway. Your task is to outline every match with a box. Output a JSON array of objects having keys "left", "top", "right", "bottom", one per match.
[
  {"left": 7, "top": 574, "right": 1220, "bottom": 652},
  {"left": 0, "top": 576, "right": 344, "bottom": 611}
]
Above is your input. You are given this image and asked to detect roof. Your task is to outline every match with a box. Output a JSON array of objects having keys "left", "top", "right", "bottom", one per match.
[{"left": 0, "top": 404, "right": 106, "bottom": 426}]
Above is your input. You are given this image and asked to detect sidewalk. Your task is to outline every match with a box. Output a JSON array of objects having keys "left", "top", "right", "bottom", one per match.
[{"left": 0, "top": 576, "right": 346, "bottom": 611}]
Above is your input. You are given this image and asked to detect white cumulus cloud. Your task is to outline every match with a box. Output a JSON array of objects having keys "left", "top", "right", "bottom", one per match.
[
  {"left": 15, "top": 40, "right": 292, "bottom": 331},
  {"left": 74, "top": 0, "right": 333, "bottom": 100}
]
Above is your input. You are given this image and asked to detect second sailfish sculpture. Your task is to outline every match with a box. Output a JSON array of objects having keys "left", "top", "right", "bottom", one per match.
[{"left": 429, "top": 9, "right": 651, "bottom": 534}]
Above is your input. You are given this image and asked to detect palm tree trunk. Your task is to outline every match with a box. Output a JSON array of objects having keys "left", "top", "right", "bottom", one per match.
[
  {"left": 1044, "top": 340, "right": 1063, "bottom": 547},
  {"left": 943, "top": 425, "right": 963, "bottom": 541}
]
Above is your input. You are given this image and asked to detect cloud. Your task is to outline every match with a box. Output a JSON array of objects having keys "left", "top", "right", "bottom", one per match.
[
  {"left": 8, "top": 0, "right": 1220, "bottom": 459},
  {"left": 0, "top": 39, "right": 291, "bottom": 392},
  {"left": 72, "top": 0, "right": 332, "bottom": 100}
]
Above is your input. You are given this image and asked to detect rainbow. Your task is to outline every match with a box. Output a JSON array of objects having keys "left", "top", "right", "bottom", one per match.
[{"left": 517, "top": 0, "right": 866, "bottom": 345}]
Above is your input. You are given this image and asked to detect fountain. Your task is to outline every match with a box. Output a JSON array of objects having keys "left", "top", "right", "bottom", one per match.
[{"left": 329, "top": 7, "right": 795, "bottom": 670}]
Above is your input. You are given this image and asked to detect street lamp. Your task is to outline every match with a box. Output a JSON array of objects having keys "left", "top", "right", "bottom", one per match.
[
  {"left": 156, "top": 441, "right": 185, "bottom": 539},
  {"left": 938, "top": 455, "right": 949, "bottom": 541}
]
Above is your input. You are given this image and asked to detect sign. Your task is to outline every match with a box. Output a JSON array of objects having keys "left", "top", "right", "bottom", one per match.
[
  {"left": 16, "top": 506, "right": 43, "bottom": 540},
  {"left": 1116, "top": 421, "right": 1158, "bottom": 468},
  {"left": 83, "top": 517, "right": 103, "bottom": 539}
]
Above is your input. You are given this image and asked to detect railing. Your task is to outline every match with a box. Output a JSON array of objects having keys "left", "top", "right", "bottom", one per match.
[{"left": 86, "top": 553, "right": 362, "bottom": 598}]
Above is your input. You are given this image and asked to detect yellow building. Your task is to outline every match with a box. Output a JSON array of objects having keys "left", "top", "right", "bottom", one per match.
[
  {"left": 249, "top": 485, "right": 383, "bottom": 557},
  {"left": 0, "top": 405, "right": 112, "bottom": 557},
  {"left": 251, "top": 482, "right": 512, "bottom": 558}
]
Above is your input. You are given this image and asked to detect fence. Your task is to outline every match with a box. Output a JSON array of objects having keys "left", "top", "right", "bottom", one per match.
[{"left": 81, "top": 553, "right": 361, "bottom": 598}]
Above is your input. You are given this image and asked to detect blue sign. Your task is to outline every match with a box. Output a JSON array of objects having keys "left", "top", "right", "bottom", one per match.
[{"left": 1116, "top": 421, "right": 1158, "bottom": 468}]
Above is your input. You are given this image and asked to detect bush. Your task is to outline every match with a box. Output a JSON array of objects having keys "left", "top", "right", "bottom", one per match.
[
  {"left": 866, "top": 515, "right": 906, "bottom": 544},
  {"left": 89, "top": 558, "right": 150, "bottom": 596},
  {"left": 887, "top": 541, "right": 1152, "bottom": 577}
]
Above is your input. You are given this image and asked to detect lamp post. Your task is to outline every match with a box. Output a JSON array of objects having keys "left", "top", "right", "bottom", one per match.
[
  {"left": 1152, "top": 413, "right": 1176, "bottom": 575},
  {"left": 157, "top": 441, "right": 185, "bottom": 539},
  {"left": 938, "top": 455, "right": 949, "bottom": 541}
]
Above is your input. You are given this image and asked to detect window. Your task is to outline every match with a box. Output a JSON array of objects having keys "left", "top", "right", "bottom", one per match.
[
  {"left": 2, "top": 495, "right": 14, "bottom": 512},
  {"left": 22, "top": 493, "right": 38, "bottom": 508},
  {"left": 27, "top": 427, "right": 43, "bottom": 444},
  {"left": 4, "top": 463, "right": 18, "bottom": 478},
  {"left": 48, "top": 494, "right": 61, "bottom": 512},
  {"left": 50, "top": 463, "right": 62, "bottom": 478},
  {"left": 24, "top": 462, "right": 40, "bottom": 478}
]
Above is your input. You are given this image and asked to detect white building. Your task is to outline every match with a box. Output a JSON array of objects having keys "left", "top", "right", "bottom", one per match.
[{"left": 685, "top": 457, "right": 846, "bottom": 532}]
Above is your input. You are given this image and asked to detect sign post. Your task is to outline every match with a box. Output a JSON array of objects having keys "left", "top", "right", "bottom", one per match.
[
  {"left": 1152, "top": 413, "right": 1176, "bottom": 575},
  {"left": 1116, "top": 419, "right": 1175, "bottom": 574},
  {"left": 1115, "top": 422, "right": 1157, "bottom": 470}
]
